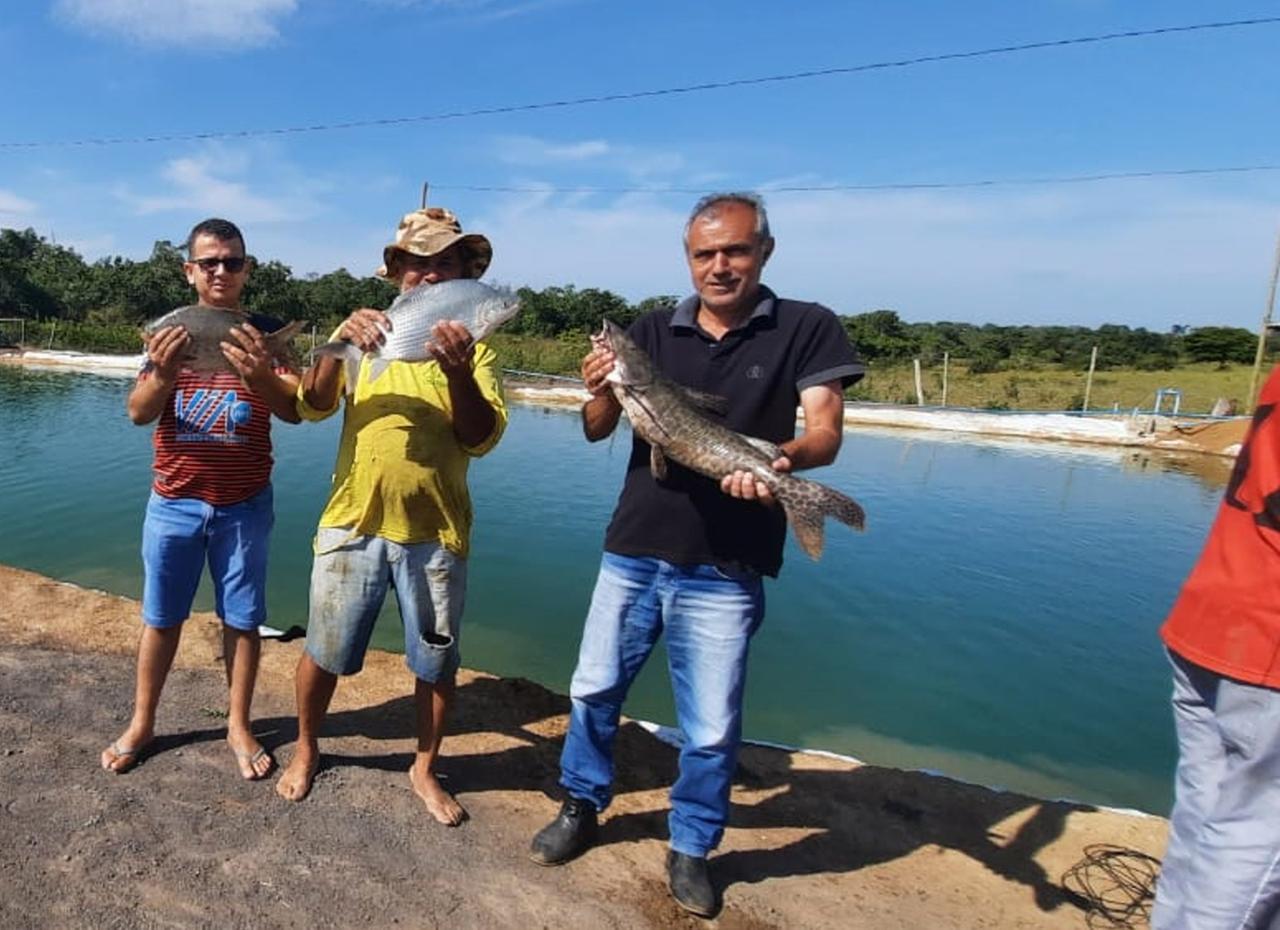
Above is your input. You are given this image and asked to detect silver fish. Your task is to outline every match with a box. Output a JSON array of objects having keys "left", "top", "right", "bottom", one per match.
[
  {"left": 311, "top": 278, "right": 520, "bottom": 391},
  {"left": 598, "top": 319, "right": 865, "bottom": 560},
  {"left": 144, "top": 305, "right": 303, "bottom": 373}
]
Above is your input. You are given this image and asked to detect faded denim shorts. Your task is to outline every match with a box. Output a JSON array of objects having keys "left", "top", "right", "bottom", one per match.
[
  {"left": 140, "top": 486, "right": 274, "bottom": 631},
  {"left": 304, "top": 527, "right": 466, "bottom": 683}
]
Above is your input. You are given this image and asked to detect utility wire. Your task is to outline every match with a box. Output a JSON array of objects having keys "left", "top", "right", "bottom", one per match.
[
  {"left": 431, "top": 163, "right": 1280, "bottom": 194},
  {"left": 2, "top": 16, "right": 1278, "bottom": 150}
]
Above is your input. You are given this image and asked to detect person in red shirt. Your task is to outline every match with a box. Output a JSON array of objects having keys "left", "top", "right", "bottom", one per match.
[
  {"left": 1153, "top": 364, "right": 1280, "bottom": 929},
  {"left": 100, "top": 218, "right": 300, "bottom": 781}
]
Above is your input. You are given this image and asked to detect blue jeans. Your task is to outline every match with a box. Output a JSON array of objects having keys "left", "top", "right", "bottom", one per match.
[
  {"left": 559, "top": 552, "right": 765, "bottom": 858},
  {"left": 1152, "top": 649, "right": 1280, "bottom": 930}
]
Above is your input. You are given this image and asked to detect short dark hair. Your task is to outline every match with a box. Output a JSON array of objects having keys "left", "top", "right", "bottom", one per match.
[
  {"left": 683, "top": 191, "right": 771, "bottom": 248},
  {"left": 186, "top": 218, "right": 246, "bottom": 255}
]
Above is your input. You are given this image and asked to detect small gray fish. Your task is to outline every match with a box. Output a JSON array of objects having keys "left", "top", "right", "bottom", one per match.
[
  {"left": 311, "top": 278, "right": 521, "bottom": 392},
  {"left": 144, "top": 305, "right": 303, "bottom": 373},
  {"left": 598, "top": 318, "right": 865, "bottom": 560}
]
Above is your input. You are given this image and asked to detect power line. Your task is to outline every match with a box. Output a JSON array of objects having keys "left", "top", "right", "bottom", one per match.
[
  {"left": 2, "top": 16, "right": 1277, "bottom": 150},
  {"left": 433, "top": 163, "right": 1280, "bottom": 194}
]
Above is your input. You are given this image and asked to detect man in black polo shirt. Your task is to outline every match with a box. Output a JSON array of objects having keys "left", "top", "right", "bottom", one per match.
[{"left": 529, "top": 191, "right": 863, "bottom": 917}]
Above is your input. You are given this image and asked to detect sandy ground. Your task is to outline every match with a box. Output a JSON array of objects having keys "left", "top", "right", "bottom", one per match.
[{"left": 0, "top": 564, "right": 1167, "bottom": 929}]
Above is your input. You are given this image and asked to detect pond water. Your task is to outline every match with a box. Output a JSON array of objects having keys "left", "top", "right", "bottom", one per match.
[{"left": 0, "top": 364, "right": 1230, "bottom": 813}]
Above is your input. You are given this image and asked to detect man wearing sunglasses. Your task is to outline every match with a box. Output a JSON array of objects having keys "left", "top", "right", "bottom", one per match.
[{"left": 102, "top": 218, "right": 300, "bottom": 783}]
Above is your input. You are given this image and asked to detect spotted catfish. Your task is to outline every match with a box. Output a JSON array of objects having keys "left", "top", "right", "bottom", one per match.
[{"left": 596, "top": 319, "right": 865, "bottom": 560}]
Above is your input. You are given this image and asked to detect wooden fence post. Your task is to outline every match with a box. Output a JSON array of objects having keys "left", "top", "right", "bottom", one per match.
[
  {"left": 1247, "top": 220, "right": 1280, "bottom": 412},
  {"left": 941, "top": 352, "right": 949, "bottom": 407},
  {"left": 1083, "top": 345, "right": 1098, "bottom": 413}
]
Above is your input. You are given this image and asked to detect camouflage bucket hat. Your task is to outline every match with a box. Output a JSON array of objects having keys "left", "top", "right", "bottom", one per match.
[{"left": 376, "top": 206, "right": 493, "bottom": 279}]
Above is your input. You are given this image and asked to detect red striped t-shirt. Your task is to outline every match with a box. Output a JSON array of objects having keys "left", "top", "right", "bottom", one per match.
[{"left": 145, "top": 367, "right": 280, "bottom": 505}]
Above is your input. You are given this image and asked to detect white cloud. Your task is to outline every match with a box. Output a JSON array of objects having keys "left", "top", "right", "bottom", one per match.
[
  {"left": 490, "top": 134, "right": 686, "bottom": 181},
  {"left": 54, "top": 0, "right": 297, "bottom": 49},
  {"left": 495, "top": 136, "right": 611, "bottom": 166},
  {"left": 115, "top": 147, "right": 324, "bottom": 224},
  {"left": 0, "top": 190, "right": 37, "bottom": 215},
  {"left": 472, "top": 192, "right": 689, "bottom": 298}
]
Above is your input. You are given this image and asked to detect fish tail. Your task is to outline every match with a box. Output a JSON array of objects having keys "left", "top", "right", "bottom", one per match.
[
  {"left": 777, "top": 478, "right": 866, "bottom": 561},
  {"left": 266, "top": 321, "right": 306, "bottom": 371}
]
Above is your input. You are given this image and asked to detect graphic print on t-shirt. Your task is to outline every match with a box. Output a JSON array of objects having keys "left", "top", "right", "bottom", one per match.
[{"left": 173, "top": 386, "right": 254, "bottom": 444}]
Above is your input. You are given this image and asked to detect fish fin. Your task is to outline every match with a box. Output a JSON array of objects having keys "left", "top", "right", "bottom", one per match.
[
  {"left": 781, "top": 495, "right": 826, "bottom": 560},
  {"left": 650, "top": 444, "right": 668, "bottom": 481},
  {"left": 269, "top": 319, "right": 306, "bottom": 341},
  {"left": 367, "top": 356, "right": 390, "bottom": 384},
  {"left": 810, "top": 479, "right": 866, "bottom": 532},
  {"left": 311, "top": 342, "right": 364, "bottom": 396},
  {"left": 676, "top": 385, "right": 729, "bottom": 416},
  {"left": 265, "top": 321, "right": 306, "bottom": 372},
  {"left": 310, "top": 341, "right": 349, "bottom": 361},
  {"left": 777, "top": 477, "right": 867, "bottom": 561},
  {"left": 342, "top": 353, "right": 362, "bottom": 395}
]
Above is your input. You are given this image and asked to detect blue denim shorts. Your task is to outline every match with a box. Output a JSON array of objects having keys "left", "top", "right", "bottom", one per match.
[
  {"left": 140, "top": 486, "right": 274, "bottom": 631},
  {"left": 304, "top": 527, "right": 466, "bottom": 683}
]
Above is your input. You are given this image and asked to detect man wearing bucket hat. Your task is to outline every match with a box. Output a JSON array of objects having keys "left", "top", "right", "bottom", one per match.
[{"left": 276, "top": 206, "right": 507, "bottom": 826}]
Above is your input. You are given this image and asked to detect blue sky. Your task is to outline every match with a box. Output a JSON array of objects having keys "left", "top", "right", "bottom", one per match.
[{"left": 2, "top": 1, "right": 1279, "bottom": 329}]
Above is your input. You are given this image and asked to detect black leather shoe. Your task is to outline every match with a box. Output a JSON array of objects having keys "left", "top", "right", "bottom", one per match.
[
  {"left": 666, "top": 850, "right": 718, "bottom": 918},
  {"left": 529, "top": 797, "right": 598, "bottom": 865}
]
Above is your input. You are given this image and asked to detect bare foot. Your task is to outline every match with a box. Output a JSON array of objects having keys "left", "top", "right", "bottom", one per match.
[
  {"left": 226, "top": 732, "right": 274, "bottom": 781},
  {"left": 101, "top": 725, "right": 152, "bottom": 774},
  {"left": 409, "top": 762, "right": 466, "bottom": 826},
  {"left": 276, "top": 749, "right": 319, "bottom": 802}
]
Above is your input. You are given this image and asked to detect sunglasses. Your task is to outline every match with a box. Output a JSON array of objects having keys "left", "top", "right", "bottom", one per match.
[{"left": 191, "top": 256, "right": 247, "bottom": 273}]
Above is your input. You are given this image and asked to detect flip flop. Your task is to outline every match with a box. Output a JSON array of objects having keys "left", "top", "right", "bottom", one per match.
[
  {"left": 101, "top": 741, "right": 142, "bottom": 774},
  {"left": 231, "top": 745, "right": 275, "bottom": 781}
]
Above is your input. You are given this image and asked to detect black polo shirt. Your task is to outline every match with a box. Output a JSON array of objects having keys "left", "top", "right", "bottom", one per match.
[{"left": 602, "top": 285, "right": 864, "bottom": 577}]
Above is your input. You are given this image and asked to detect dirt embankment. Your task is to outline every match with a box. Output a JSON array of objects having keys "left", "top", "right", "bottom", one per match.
[{"left": 0, "top": 565, "right": 1167, "bottom": 929}]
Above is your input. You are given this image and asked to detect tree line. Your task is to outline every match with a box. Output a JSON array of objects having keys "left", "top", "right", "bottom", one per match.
[{"left": 0, "top": 226, "right": 1261, "bottom": 370}]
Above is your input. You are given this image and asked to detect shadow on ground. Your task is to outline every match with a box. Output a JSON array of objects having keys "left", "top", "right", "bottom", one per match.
[{"left": 248, "top": 672, "right": 1092, "bottom": 916}]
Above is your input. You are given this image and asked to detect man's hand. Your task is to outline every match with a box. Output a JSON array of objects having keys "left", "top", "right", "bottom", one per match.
[
  {"left": 129, "top": 324, "right": 190, "bottom": 424},
  {"left": 338, "top": 308, "right": 391, "bottom": 352},
  {"left": 720, "top": 456, "right": 791, "bottom": 507},
  {"left": 221, "top": 322, "right": 275, "bottom": 385},
  {"left": 427, "top": 320, "right": 476, "bottom": 378},
  {"left": 581, "top": 344, "right": 616, "bottom": 397},
  {"left": 579, "top": 343, "right": 623, "bottom": 441},
  {"left": 145, "top": 325, "right": 190, "bottom": 381}
]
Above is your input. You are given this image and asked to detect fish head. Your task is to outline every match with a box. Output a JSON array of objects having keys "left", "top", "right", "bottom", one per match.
[
  {"left": 598, "top": 318, "right": 653, "bottom": 388},
  {"left": 472, "top": 287, "right": 522, "bottom": 339}
]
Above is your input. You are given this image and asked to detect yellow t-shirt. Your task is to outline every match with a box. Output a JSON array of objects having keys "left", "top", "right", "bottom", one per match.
[{"left": 297, "top": 343, "right": 507, "bottom": 557}]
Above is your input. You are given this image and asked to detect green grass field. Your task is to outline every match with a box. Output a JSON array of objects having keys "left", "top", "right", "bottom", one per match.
[
  {"left": 485, "top": 335, "right": 1277, "bottom": 414},
  {"left": 846, "top": 359, "right": 1277, "bottom": 414}
]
